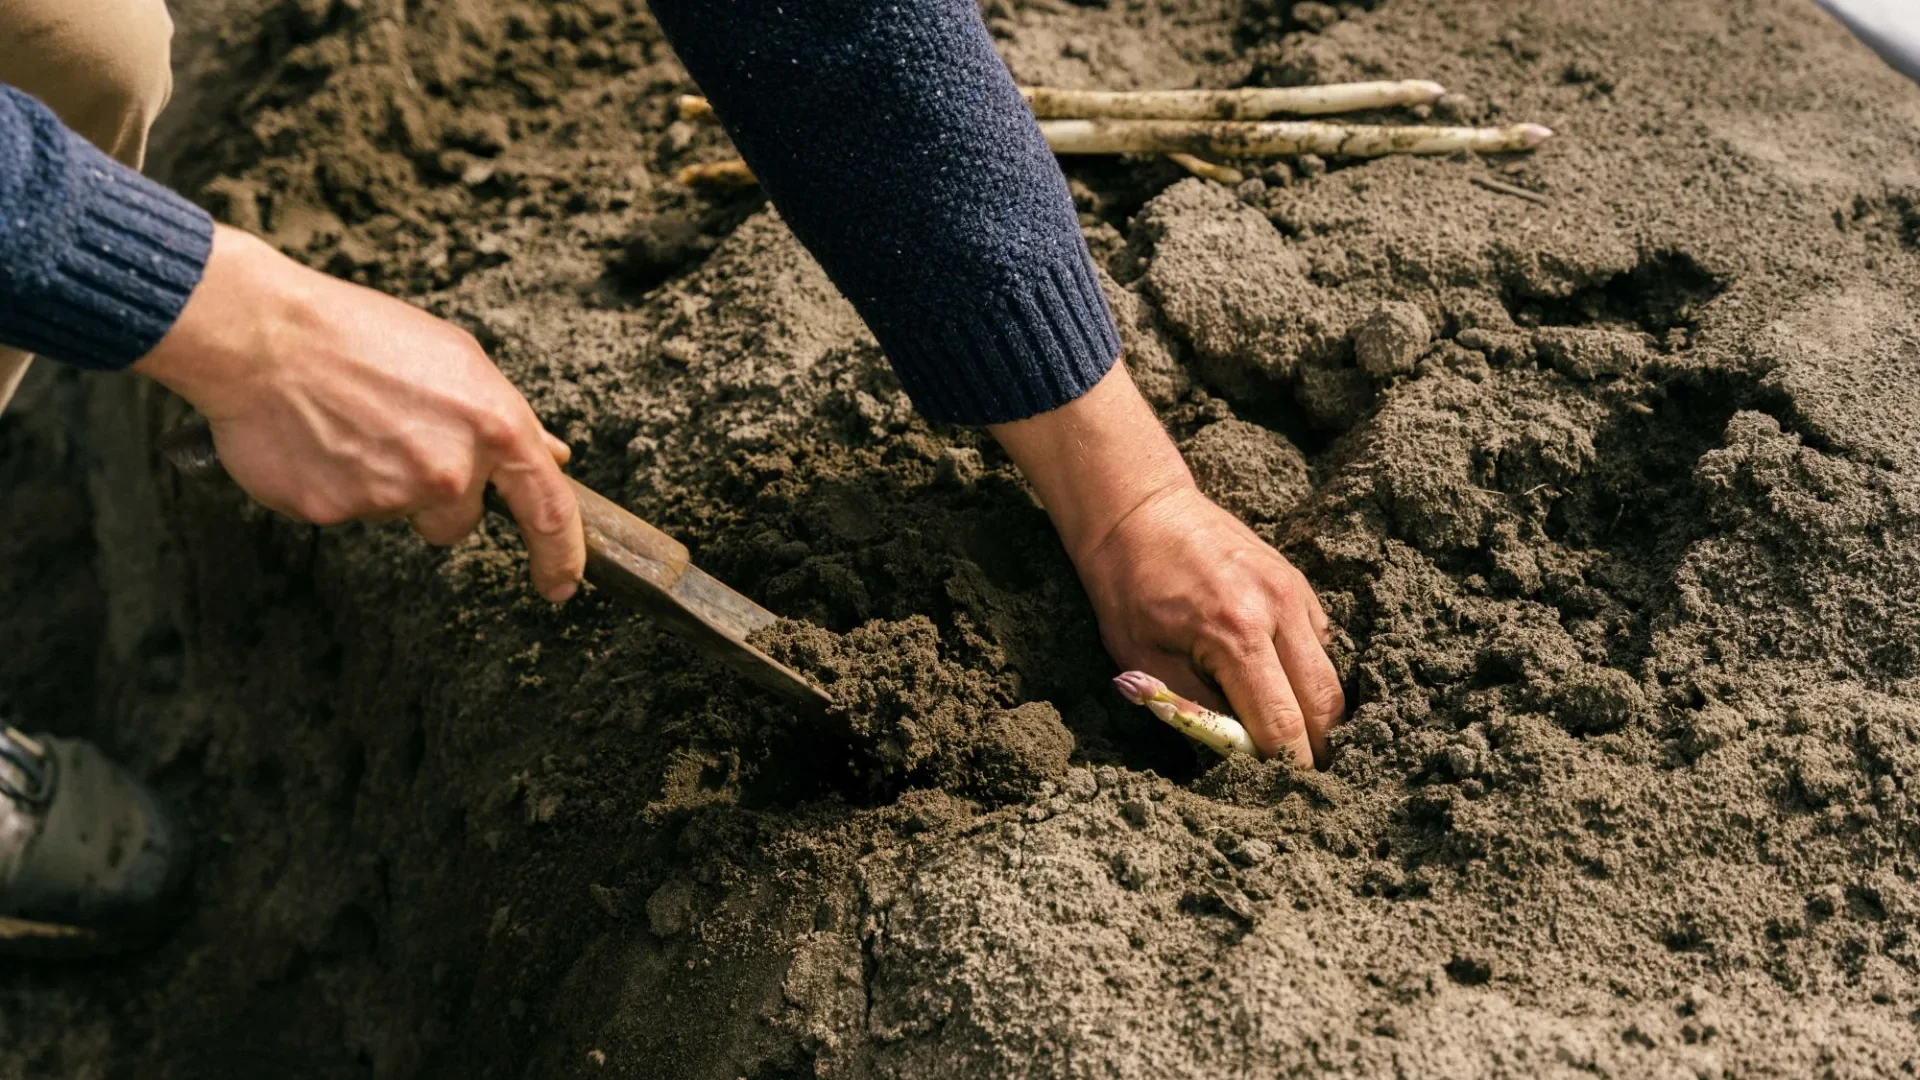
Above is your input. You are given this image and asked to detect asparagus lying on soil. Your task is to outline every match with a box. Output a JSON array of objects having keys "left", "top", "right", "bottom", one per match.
[
  {"left": 676, "top": 116, "right": 1552, "bottom": 189},
  {"left": 679, "top": 81, "right": 1447, "bottom": 124},
  {"left": 1019, "top": 80, "right": 1446, "bottom": 119},
  {"left": 1039, "top": 119, "right": 1553, "bottom": 158},
  {"left": 671, "top": 85, "right": 1551, "bottom": 189},
  {"left": 1113, "top": 671, "right": 1256, "bottom": 759}
]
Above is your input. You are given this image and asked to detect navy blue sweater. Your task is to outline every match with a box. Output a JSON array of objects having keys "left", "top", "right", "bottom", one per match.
[
  {"left": 0, "top": 0, "right": 1118, "bottom": 425},
  {"left": 0, "top": 87, "right": 210, "bottom": 370}
]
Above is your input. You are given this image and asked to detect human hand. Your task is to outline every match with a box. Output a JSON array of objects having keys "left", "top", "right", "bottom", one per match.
[
  {"left": 989, "top": 365, "right": 1343, "bottom": 766},
  {"left": 133, "top": 225, "right": 586, "bottom": 602},
  {"left": 1074, "top": 482, "right": 1340, "bottom": 766}
]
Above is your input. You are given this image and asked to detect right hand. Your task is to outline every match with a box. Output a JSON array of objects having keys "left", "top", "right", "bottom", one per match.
[
  {"left": 989, "top": 364, "right": 1343, "bottom": 767},
  {"left": 133, "top": 225, "right": 586, "bottom": 603}
]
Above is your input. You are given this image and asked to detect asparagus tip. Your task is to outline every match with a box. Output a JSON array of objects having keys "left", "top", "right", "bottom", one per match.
[
  {"left": 1412, "top": 79, "right": 1447, "bottom": 102},
  {"left": 1113, "top": 670, "right": 1165, "bottom": 706},
  {"left": 1516, "top": 122, "right": 1555, "bottom": 148}
]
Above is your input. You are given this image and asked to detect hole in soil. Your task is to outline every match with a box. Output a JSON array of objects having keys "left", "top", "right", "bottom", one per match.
[
  {"left": 602, "top": 192, "right": 766, "bottom": 300},
  {"left": 1443, "top": 956, "right": 1492, "bottom": 986},
  {"left": 742, "top": 1048, "right": 821, "bottom": 1080},
  {"left": 1503, "top": 250, "right": 1725, "bottom": 337},
  {"left": 1062, "top": 157, "right": 1194, "bottom": 243},
  {"left": 1540, "top": 370, "right": 1760, "bottom": 670}
]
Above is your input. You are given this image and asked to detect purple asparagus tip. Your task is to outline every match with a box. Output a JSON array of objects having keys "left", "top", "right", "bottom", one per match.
[{"left": 1113, "top": 671, "right": 1165, "bottom": 706}]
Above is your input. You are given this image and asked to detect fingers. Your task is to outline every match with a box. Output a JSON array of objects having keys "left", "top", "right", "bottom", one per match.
[
  {"left": 1305, "top": 588, "right": 1333, "bottom": 646},
  {"left": 1201, "top": 635, "right": 1314, "bottom": 769},
  {"left": 1276, "top": 609, "right": 1344, "bottom": 768},
  {"left": 543, "top": 431, "right": 572, "bottom": 466},
  {"left": 490, "top": 432, "right": 587, "bottom": 603},
  {"left": 410, "top": 487, "right": 486, "bottom": 547}
]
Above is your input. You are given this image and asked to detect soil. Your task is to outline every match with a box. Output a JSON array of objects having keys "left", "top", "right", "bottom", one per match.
[{"left": 4, "top": 0, "right": 1920, "bottom": 1076}]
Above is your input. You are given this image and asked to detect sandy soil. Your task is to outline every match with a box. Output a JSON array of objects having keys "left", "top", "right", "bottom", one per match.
[{"left": 4, "top": 0, "right": 1920, "bottom": 1076}]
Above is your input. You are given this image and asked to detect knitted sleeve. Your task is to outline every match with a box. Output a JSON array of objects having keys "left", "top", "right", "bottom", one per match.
[
  {"left": 0, "top": 84, "right": 212, "bottom": 371},
  {"left": 649, "top": 0, "right": 1121, "bottom": 424}
]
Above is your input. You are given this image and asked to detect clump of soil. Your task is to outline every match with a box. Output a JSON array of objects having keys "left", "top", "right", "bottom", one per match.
[
  {"left": 1181, "top": 418, "right": 1313, "bottom": 523},
  {"left": 6, "top": 0, "right": 1920, "bottom": 1077},
  {"left": 757, "top": 615, "right": 1076, "bottom": 799},
  {"left": 751, "top": 616, "right": 1075, "bottom": 802}
]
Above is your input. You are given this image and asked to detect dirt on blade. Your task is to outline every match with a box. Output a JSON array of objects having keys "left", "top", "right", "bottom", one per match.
[{"left": 4, "top": 0, "right": 1920, "bottom": 1077}]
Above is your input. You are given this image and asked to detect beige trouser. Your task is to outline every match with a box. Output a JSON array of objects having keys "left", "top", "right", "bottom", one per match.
[{"left": 0, "top": 0, "right": 175, "bottom": 414}]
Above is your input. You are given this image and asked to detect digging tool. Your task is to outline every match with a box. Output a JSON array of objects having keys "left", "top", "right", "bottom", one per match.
[{"left": 158, "top": 423, "right": 833, "bottom": 713}]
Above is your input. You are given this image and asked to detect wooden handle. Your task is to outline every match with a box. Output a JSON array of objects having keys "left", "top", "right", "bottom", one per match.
[
  {"left": 159, "top": 422, "right": 832, "bottom": 712},
  {"left": 570, "top": 479, "right": 690, "bottom": 595}
]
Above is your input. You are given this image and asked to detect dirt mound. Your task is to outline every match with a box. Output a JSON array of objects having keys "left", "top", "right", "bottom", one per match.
[{"left": 5, "top": 0, "right": 1920, "bottom": 1076}]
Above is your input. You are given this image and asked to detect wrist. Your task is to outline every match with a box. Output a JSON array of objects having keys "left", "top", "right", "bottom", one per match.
[
  {"left": 132, "top": 225, "right": 304, "bottom": 409},
  {"left": 988, "top": 364, "right": 1195, "bottom": 563}
]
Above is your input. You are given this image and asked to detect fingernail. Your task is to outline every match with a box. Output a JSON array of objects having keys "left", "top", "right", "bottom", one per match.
[{"left": 548, "top": 581, "right": 579, "bottom": 604}]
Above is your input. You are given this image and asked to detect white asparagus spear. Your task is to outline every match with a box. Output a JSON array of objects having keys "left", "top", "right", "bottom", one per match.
[
  {"left": 1113, "top": 671, "right": 1257, "bottom": 759},
  {"left": 677, "top": 81, "right": 1446, "bottom": 124},
  {"left": 677, "top": 151, "right": 1249, "bottom": 189},
  {"left": 1039, "top": 118, "right": 1553, "bottom": 158},
  {"left": 1020, "top": 80, "right": 1446, "bottom": 119}
]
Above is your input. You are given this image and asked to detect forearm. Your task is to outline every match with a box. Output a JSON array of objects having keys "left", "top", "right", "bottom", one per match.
[
  {"left": 650, "top": 0, "right": 1120, "bottom": 425},
  {"left": 0, "top": 85, "right": 211, "bottom": 370},
  {"left": 988, "top": 364, "right": 1193, "bottom": 562}
]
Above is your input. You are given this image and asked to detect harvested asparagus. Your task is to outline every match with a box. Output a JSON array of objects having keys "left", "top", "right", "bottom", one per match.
[
  {"left": 1020, "top": 80, "right": 1446, "bottom": 119},
  {"left": 1113, "top": 671, "right": 1256, "bottom": 759},
  {"left": 677, "top": 81, "right": 1447, "bottom": 124},
  {"left": 1040, "top": 118, "right": 1553, "bottom": 158},
  {"left": 677, "top": 114, "right": 1549, "bottom": 189},
  {"left": 1166, "top": 152, "right": 1245, "bottom": 186}
]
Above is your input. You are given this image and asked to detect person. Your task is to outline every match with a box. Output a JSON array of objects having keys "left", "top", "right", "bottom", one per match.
[{"left": 0, "top": 0, "right": 1344, "bottom": 956}]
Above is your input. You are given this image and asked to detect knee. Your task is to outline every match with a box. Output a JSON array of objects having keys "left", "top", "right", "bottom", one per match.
[{"left": 54, "top": 0, "right": 176, "bottom": 160}]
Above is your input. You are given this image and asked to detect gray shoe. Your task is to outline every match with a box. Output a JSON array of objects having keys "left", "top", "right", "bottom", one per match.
[{"left": 0, "top": 725, "right": 191, "bottom": 958}]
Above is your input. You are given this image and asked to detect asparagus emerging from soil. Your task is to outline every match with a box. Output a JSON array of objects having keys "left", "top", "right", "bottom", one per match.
[
  {"left": 1039, "top": 119, "right": 1553, "bottom": 158},
  {"left": 1019, "top": 80, "right": 1447, "bottom": 119},
  {"left": 1113, "top": 671, "right": 1256, "bottom": 759}
]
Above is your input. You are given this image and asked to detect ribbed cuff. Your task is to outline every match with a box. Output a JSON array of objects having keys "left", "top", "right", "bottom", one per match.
[
  {"left": 866, "top": 246, "right": 1122, "bottom": 426},
  {"left": 7, "top": 130, "right": 213, "bottom": 371}
]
